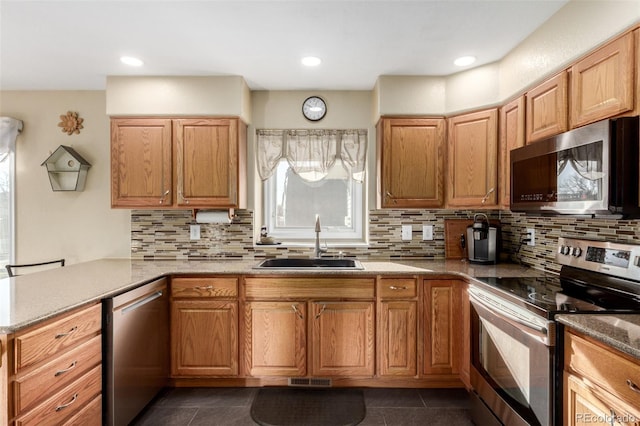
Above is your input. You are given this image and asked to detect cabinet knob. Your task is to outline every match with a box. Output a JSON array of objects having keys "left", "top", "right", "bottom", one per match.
[
  {"left": 55, "top": 326, "right": 78, "bottom": 339},
  {"left": 389, "top": 286, "right": 408, "bottom": 291}
]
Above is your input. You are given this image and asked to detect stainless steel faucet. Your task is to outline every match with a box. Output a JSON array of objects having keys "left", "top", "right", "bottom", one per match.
[{"left": 314, "top": 215, "right": 328, "bottom": 258}]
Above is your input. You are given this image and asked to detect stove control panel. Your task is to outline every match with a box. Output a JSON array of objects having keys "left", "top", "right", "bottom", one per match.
[{"left": 557, "top": 237, "right": 640, "bottom": 281}]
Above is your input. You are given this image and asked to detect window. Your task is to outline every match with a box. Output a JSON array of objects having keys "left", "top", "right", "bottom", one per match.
[
  {"left": 0, "top": 117, "right": 20, "bottom": 278},
  {"left": 0, "top": 151, "right": 14, "bottom": 278},
  {"left": 264, "top": 158, "right": 364, "bottom": 242},
  {"left": 257, "top": 129, "right": 367, "bottom": 244}
]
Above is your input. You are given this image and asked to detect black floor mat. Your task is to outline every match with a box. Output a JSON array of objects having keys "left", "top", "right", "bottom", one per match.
[{"left": 250, "top": 387, "right": 365, "bottom": 426}]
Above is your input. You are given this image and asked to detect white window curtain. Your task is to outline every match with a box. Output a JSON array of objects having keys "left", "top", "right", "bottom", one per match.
[
  {"left": 0, "top": 117, "right": 23, "bottom": 162},
  {"left": 256, "top": 129, "right": 367, "bottom": 183}
]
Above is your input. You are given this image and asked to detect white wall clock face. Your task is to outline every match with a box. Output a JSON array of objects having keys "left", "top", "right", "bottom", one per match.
[{"left": 302, "top": 96, "right": 327, "bottom": 121}]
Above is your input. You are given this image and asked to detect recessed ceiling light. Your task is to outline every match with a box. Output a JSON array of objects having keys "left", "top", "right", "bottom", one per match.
[
  {"left": 120, "top": 56, "right": 144, "bottom": 67},
  {"left": 454, "top": 56, "right": 476, "bottom": 67},
  {"left": 301, "top": 56, "right": 321, "bottom": 67}
]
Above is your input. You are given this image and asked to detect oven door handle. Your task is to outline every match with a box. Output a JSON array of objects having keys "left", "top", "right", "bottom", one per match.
[{"left": 469, "top": 292, "right": 554, "bottom": 346}]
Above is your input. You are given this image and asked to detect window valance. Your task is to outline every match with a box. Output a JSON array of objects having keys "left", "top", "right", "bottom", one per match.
[{"left": 256, "top": 129, "right": 367, "bottom": 183}]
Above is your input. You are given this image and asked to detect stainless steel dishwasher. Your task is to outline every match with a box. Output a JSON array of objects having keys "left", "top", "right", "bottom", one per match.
[{"left": 103, "top": 277, "right": 169, "bottom": 426}]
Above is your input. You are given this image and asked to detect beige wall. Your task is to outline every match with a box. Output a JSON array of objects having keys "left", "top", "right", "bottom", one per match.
[
  {"left": 106, "top": 76, "right": 252, "bottom": 123},
  {"left": 376, "top": 1, "right": 640, "bottom": 116},
  {"left": 0, "top": 91, "right": 130, "bottom": 265}
]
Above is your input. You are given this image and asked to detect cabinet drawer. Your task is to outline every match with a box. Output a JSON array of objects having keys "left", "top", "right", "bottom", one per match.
[
  {"left": 244, "top": 277, "right": 375, "bottom": 299},
  {"left": 15, "top": 364, "right": 102, "bottom": 426},
  {"left": 62, "top": 394, "right": 101, "bottom": 426},
  {"left": 14, "top": 304, "right": 101, "bottom": 373},
  {"left": 565, "top": 331, "right": 640, "bottom": 409},
  {"left": 14, "top": 335, "right": 101, "bottom": 414},
  {"left": 171, "top": 277, "right": 238, "bottom": 298},
  {"left": 378, "top": 278, "right": 417, "bottom": 299}
]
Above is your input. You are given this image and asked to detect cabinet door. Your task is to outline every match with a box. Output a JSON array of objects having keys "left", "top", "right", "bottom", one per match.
[
  {"left": 379, "top": 301, "right": 417, "bottom": 377},
  {"left": 174, "top": 118, "right": 239, "bottom": 207},
  {"left": 570, "top": 32, "right": 635, "bottom": 128},
  {"left": 171, "top": 300, "right": 238, "bottom": 376},
  {"left": 243, "top": 301, "right": 306, "bottom": 377},
  {"left": 311, "top": 301, "right": 375, "bottom": 377},
  {"left": 378, "top": 117, "right": 446, "bottom": 208},
  {"left": 447, "top": 109, "right": 498, "bottom": 208},
  {"left": 423, "top": 280, "right": 462, "bottom": 376},
  {"left": 526, "top": 72, "right": 568, "bottom": 143},
  {"left": 499, "top": 96, "right": 525, "bottom": 209},
  {"left": 564, "top": 372, "right": 640, "bottom": 426},
  {"left": 111, "top": 118, "right": 173, "bottom": 207}
]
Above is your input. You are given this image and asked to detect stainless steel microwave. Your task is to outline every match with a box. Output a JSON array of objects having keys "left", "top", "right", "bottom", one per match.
[{"left": 510, "top": 116, "right": 640, "bottom": 217}]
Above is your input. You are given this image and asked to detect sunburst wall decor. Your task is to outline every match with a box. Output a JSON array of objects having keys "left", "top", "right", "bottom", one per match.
[{"left": 58, "top": 111, "right": 84, "bottom": 135}]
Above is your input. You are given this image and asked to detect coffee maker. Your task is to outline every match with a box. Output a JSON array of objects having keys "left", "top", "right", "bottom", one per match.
[{"left": 466, "top": 213, "right": 499, "bottom": 264}]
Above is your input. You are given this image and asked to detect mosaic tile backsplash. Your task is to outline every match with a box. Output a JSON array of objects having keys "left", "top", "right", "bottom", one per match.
[{"left": 131, "top": 209, "right": 640, "bottom": 273}]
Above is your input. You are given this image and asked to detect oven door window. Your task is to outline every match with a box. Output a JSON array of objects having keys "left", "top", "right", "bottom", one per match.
[
  {"left": 480, "top": 319, "right": 532, "bottom": 407},
  {"left": 512, "top": 140, "right": 604, "bottom": 205}
]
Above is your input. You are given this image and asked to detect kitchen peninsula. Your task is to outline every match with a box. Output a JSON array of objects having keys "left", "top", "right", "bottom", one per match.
[{"left": 0, "top": 257, "right": 539, "bottom": 425}]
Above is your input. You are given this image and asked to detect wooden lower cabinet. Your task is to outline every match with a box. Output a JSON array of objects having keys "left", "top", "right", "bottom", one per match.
[
  {"left": 310, "top": 301, "right": 375, "bottom": 377},
  {"left": 564, "top": 330, "right": 640, "bottom": 426},
  {"left": 242, "top": 301, "right": 306, "bottom": 376},
  {"left": 379, "top": 301, "right": 417, "bottom": 376},
  {"left": 6, "top": 303, "right": 102, "bottom": 426},
  {"left": 171, "top": 300, "right": 238, "bottom": 376},
  {"left": 423, "top": 280, "right": 463, "bottom": 377},
  {"left": 565, "top": 373, "right": 640, "bottom": 426}
]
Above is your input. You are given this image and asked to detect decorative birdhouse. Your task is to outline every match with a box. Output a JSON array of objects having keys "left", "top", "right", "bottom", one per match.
[{"left": 41, "top": 145, "right": 91, "bottom": 191}]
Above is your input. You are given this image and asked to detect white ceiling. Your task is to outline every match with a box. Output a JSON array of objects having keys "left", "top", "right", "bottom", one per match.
[{"left": 0, "top": 0, "right": 569, "bottom": 91}]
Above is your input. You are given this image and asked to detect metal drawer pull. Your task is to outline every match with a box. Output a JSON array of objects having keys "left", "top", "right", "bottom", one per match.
[
  {"left": 55, "top": 393, "right": 78, "bottom": 411},
  {"left": 195, "top": 285, "right": 214, "bottom": 290},
  {"left": 291, "top": 304, "right": 304, "bottom": 320},
  {"left": 626, "top": 379, "right": 640, "bottom": 394},
  {"left": 389, "top": 286, "right": 408, "bottom": 290},
  {"left": 55, "top": 326, "right": 78, "bottom": 339},
  {"left": 315, "top": 304, "right": 327, "bottom": 319},
  {"left": 54, "top": 361, "right": 77, "bottom": 377}
]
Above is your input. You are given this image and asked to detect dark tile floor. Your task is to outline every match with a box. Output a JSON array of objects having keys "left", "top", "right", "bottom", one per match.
[{"left": 132, "top": 387, "right": 473, "bottom": 426}]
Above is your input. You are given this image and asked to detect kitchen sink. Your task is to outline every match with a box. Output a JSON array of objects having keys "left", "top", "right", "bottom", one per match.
[{"left": 254, "top": 258, "right": 364, "bottom": 270}]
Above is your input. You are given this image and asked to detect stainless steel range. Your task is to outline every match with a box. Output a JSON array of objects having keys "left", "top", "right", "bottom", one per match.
[{"left": 468, "top": 237, "right": 640, "bottom": 426}]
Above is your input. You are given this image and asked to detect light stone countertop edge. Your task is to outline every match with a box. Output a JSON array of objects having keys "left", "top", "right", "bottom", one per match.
[
  {"left": 0, "top": 257, "right": 537, "bottom": 334},
  {"left": 556, "top": 314, "right": 640, "bottom": 360}
]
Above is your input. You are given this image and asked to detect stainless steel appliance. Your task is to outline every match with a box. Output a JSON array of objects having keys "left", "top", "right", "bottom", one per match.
[
  {"left": 103, "top": 277, "right": 169, "bottom": 426},
  {"left": 510, "top": 116, "right": 640, "bottom": 217},
  {"left": 466, "top": 213, "right": 498, "bottom": 264},
  {"left": 469, "top": 237, "right": 640, "bottom": 425}
]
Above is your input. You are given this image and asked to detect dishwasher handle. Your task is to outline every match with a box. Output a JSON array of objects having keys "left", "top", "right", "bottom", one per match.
[{"left": 121, "top": 291, "right": 164, "bottom": 314}]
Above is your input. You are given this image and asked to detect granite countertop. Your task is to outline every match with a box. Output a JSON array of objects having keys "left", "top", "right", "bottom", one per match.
[
  {"left": 0, "top": 257, "right": 538, "bottom": 333},
  {"left": 557, "top": 314, "right": 640, "bottom": 360}
]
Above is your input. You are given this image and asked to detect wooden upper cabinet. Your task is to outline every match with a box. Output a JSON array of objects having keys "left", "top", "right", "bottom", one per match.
[
  {"left": 446, "top": 108, "right": 498, "bottom": 208},
  {"left": 526, "top": 72, "right": 568, "bottom": 143},
  {"left": 570, "top": 32, "right": 635, "bottom": 128},
  {"left": 174, "top": 118, "right": 240, "bottom": 208},
  {"left": 499, "top": 96, "right": 526, "bottom": 209},
  {"left": 111, "top": 118, "right": 173, "bottom": 207},
  {"left": 378, "top": 117, "right": 446, "bottom": 208},
  {"left": 111, "top": 117, "right": 246, "bottom": 209}
]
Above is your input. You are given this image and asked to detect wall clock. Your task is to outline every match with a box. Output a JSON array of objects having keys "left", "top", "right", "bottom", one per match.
[{"left": 302, "top": 96, "right": 327, "bottom": 121}]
